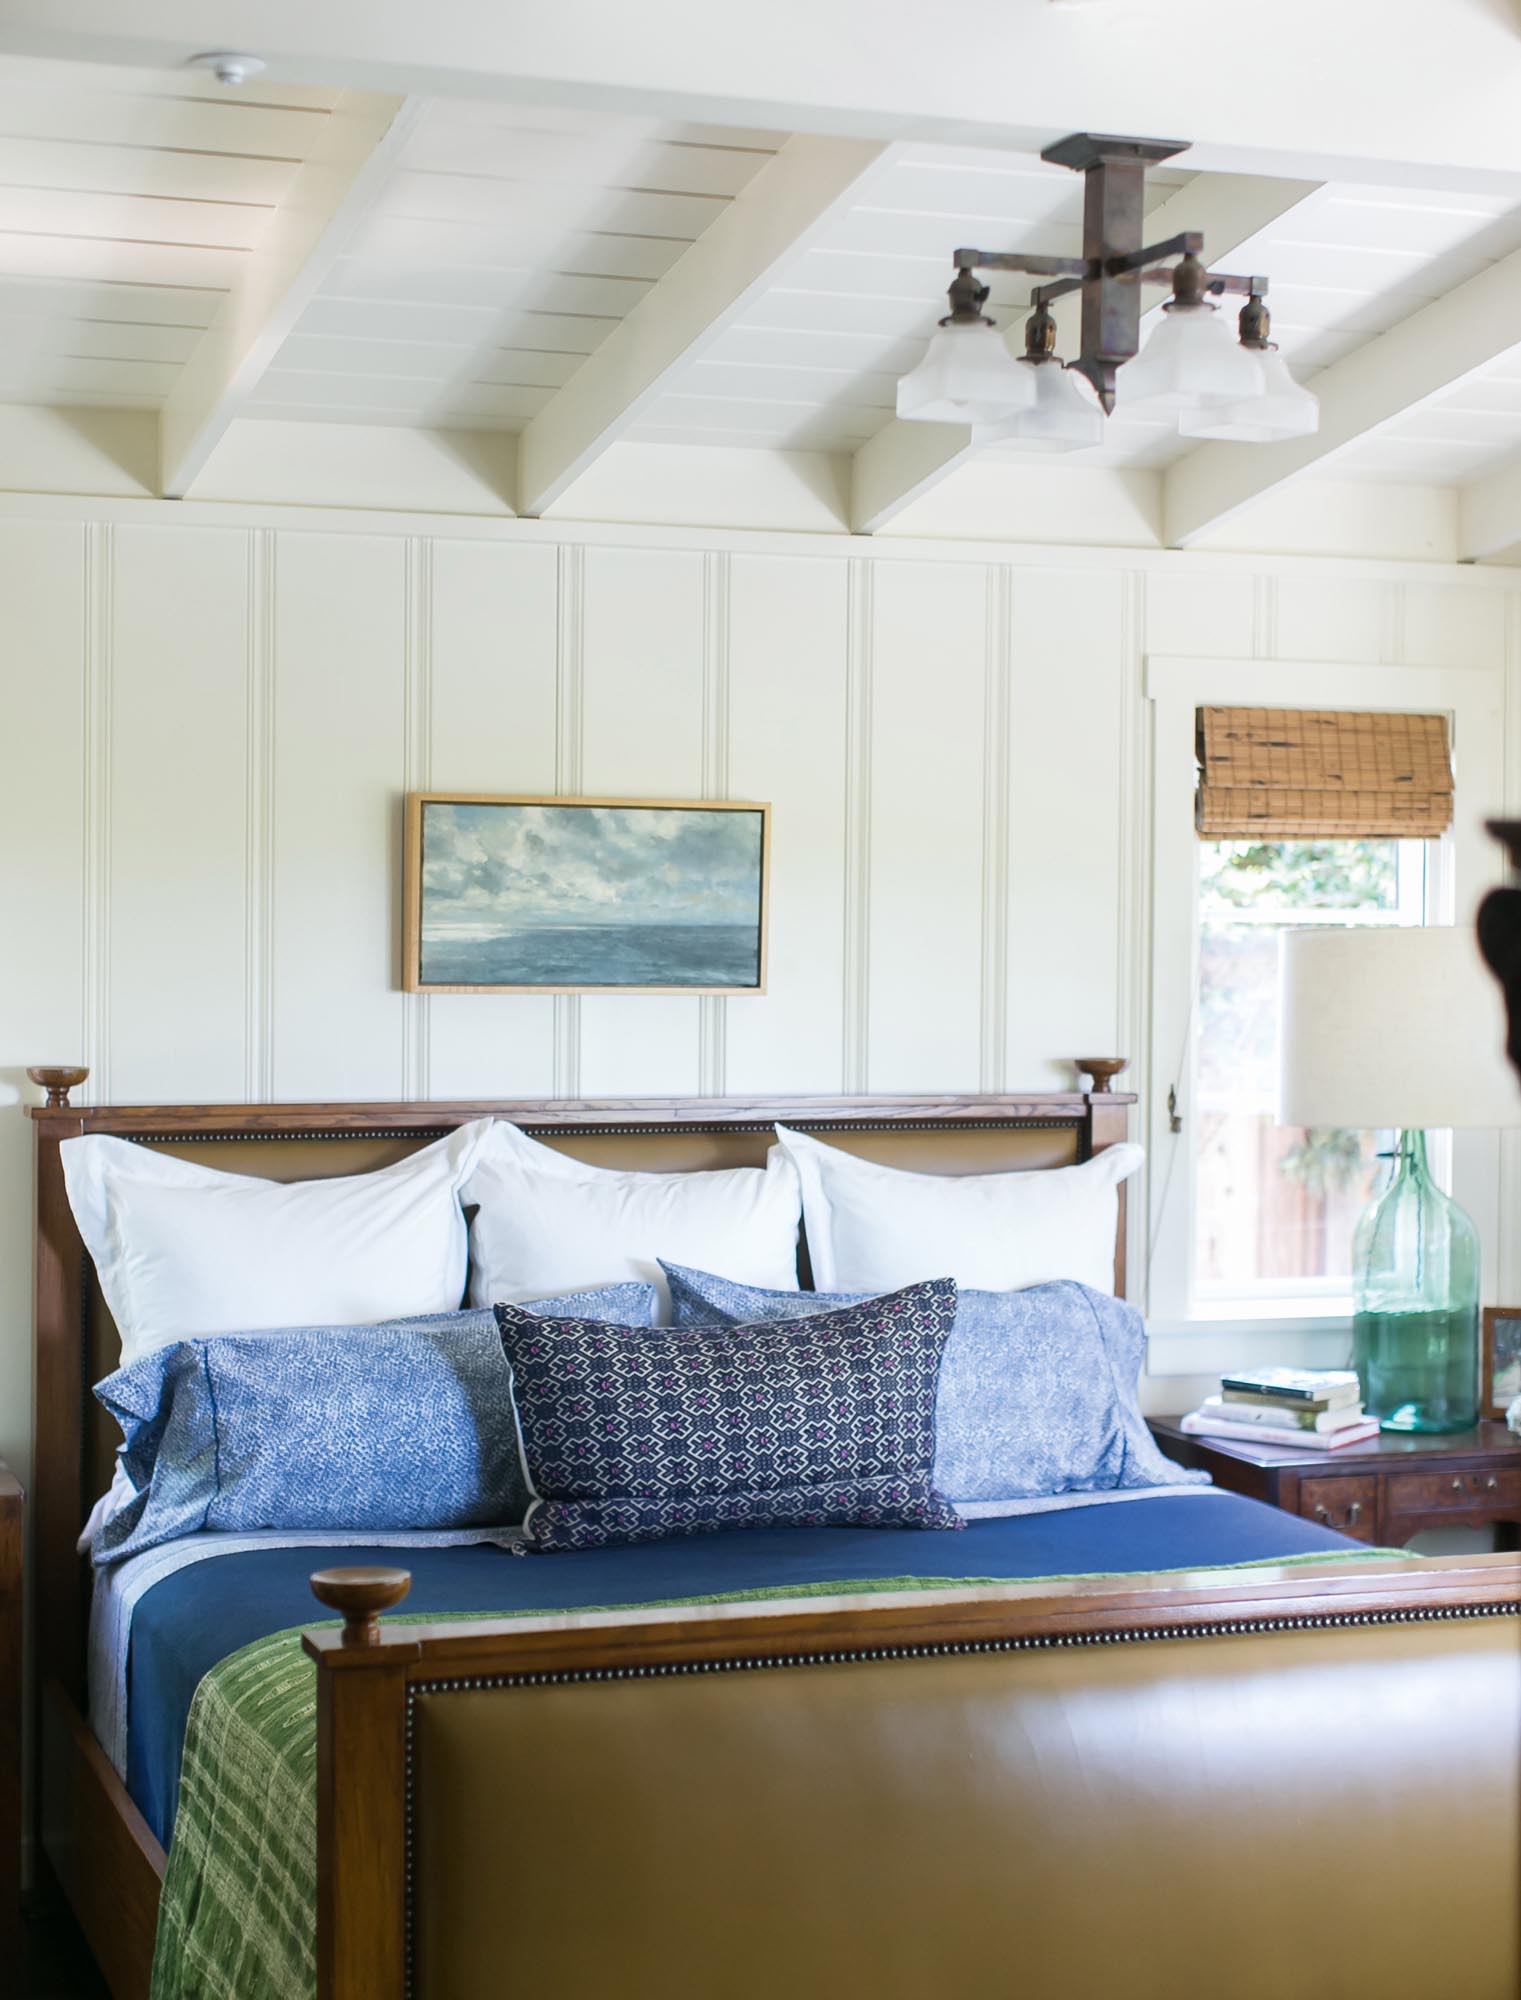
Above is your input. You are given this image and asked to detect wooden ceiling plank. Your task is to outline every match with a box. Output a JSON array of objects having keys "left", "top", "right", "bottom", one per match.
[
  {"left": 0, "top": 135, "right": 297, "bottom": 205},
  {"left": 159, "top": 91, "right": 424, "bottom": 499},
  {"left": 850, "top": 173, "right": 1323, "bottom": 534},
  {"left": 515, "top": 134, "right": 896, "bottom": 516},
  {"left": 0, "top": 83, "right": 330, "bottom": 158},
  {"left": 0, "top": 184, "right": 272, "bottom": 250},
  {"left": 1165, "top": 238, "right": 1521, "bottom": 545}
]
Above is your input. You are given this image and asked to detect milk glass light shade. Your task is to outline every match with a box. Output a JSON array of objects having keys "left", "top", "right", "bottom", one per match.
[
  {"left": 1279, "top": 926, "right": 1521, "bottom": 1434},
  {"left": 1180, "top": 349, "right": 1320, "bottom": 442},
  {"left": 895, "top": 322, "right": 1037, "bottom": 425},
  {"left": 972, "top": 360, "right": 1104, "bottom": 451},
  {"left": 1119, "top": 303, "right": 1266, "bottom": 415}
]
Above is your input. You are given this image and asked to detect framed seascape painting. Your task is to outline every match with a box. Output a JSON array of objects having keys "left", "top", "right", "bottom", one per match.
[{"left": 404, "top": 793, "right": 770, "bottom": 995}]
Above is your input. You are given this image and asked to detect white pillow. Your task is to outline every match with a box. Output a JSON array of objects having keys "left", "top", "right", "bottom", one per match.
[
  {"left": 464, "top": 1121, "right": 801, "bottom": 1317},
  {"left": 62, "top": 1119, "right": 491, "bottom": 1366},
  {"left": 774, "top": 1125, "right": 1143, "bottom": 1296}
]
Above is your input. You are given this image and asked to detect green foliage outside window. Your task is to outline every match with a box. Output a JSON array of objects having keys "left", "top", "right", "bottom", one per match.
[{"left": 1200, "top": 838, "right": 1399, "bottom": 914}]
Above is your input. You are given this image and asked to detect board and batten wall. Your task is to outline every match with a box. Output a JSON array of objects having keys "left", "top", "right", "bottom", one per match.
[{"left": 3, "top": 500, "right": 1521, "bottom": 1480}]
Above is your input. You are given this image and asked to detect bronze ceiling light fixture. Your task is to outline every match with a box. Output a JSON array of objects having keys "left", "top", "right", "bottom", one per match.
[{"left": 897, "top": 133, "right": 1319, "bottom": 446}]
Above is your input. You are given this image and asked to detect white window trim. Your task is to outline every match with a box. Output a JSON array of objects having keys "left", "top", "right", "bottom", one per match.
[{"left": 1143, "top": 653, "right": 1507, "bottom": 1340}]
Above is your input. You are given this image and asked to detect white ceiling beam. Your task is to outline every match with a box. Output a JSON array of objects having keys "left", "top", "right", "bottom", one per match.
[
  {"left": 158, "top": 90, "right": 423, "bottom": 499},
  {"left": 851, "top": 174, "right": 1322, "bottom": 536},
  {"left": 516, "top": 135, "right": 893, "bottom": 517},
  {"left": 6, "top": 1, "right": 1521, "bottom": 196},
  {"left": 1165, "top": 243, "right": 1521, "bottom": 546},
  {"left": 1458, "top": 453, "right": 1521, "bottom": 562}
]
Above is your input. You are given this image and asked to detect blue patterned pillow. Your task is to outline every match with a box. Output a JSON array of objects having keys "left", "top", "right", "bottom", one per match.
[
  {"left": 662, "top": 1263, "right": 1206, "bottom": 1506},
  {"left": 494, "top": 1280, "right": 965, "bottom": 1552},
  {"left": 93, "top": 1286, "right": 658, "bottom": 1564}
]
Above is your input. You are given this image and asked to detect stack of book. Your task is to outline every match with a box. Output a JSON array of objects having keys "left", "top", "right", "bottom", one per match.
[{"left": 1182, "top": 1368, "right": 1381, "bottom": 1450}]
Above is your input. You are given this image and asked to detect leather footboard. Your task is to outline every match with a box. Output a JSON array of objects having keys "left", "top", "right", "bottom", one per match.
[{"left": 411, "top": 1613, "right": 1521, "bottom": 1999}]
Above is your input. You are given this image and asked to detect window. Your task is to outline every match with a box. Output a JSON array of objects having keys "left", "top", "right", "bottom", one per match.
[
  {"left": 1142, "top": 656, "right": 1500, "bottom": 1339},
  {"left": 1192, "top": 835, "right": 1431, "bottom": 1317}
]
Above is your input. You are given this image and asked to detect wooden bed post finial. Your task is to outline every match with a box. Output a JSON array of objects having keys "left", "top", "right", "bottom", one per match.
[
  {"left": 310, "top": 1567, "right": 412, "bottom": 1647},
  {"left": 1074, "top": 1057, "right": 1127, "bottom": 1094},
  {"left": 27, "top": 1066, "right": 89, "bottom": 1108}
]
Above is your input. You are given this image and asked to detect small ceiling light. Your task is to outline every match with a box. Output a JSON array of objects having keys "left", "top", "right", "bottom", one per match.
[
  {"left": 896, "top": 265, "right": 1038, "bottom": 426},
  {"left": 972, "top": 303, "right": 1104, "bottom": 452},
  {"left": 1178, "top": 293, "right": 1320, "bottom": 442},
  {"left": 187, "top": 51, "right": 267, "bottom": 87},
  {"left": 1118, "top": 253, "right": 1266, "bottom": 416}
]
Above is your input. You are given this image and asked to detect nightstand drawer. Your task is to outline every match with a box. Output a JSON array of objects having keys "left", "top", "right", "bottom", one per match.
[
  {"left": 1387, "top": 1467, "right": 1521, "bottom": 1516},
  {"left": 1300, "top": 1475, "right": 1379, "bottom": 1541}
]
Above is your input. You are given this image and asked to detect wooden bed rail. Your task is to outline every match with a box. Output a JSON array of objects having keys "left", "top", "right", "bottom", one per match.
[{"left": 303, "top": 1554, "right": 1521, "bottom": 2000}]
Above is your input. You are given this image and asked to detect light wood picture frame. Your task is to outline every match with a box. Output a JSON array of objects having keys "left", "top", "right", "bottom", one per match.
[
  {"left": 1481, "top": 1306, "right": 1521, "bottom": 1421},
  {"left": 403, "top": 793, "right": 771, "bottom": 995}
]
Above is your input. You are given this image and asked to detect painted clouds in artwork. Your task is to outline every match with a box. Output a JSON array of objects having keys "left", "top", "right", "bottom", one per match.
[{"left": 420, "top": 802, "right": 762, "bottom": 937}]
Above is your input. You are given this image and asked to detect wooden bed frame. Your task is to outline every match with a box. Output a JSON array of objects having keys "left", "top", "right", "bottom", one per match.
[{"left": 27, "top": 1081, "right": 1521, "bottom": 2000}]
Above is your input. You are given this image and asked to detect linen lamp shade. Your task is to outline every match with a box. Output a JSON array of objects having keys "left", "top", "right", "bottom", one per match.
[{"left": 1278, "top": 926, "right": 1521, "bottom": 1131}]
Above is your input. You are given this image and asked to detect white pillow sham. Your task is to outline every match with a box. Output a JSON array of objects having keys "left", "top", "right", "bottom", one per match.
[
  {"left": 463, "top": 1120, "right": 801, "bottom": 1316},
  {"left": 774, "top": 1125, "right": 1143, "bottom": 1296},
  {"left": 62, "top": 1119, "right": 491, "bottom": 1365}
]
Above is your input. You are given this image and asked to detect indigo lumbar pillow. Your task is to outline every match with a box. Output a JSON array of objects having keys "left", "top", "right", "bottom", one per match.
[
  {"left": 92, "top": 1286, "right": 658, "bottom": 1564},
  {"left": 661, "top": 1263, "right": 1205, "bottom": 1509},
  {"left": 493, "top": 1279, "right": 965, "bottom": 1552}
]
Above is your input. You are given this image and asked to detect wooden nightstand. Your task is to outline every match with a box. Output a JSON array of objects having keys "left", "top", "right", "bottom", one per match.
[
  {"left": 0, "top": 1460, "right": 20, "bottom": 1952},
  {"left": 1148, "top": 1417, "right": 1521, "bottom": 1548}
]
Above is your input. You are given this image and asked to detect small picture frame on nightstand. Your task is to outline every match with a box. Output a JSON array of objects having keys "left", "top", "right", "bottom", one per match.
[{"left": 1481, "top": 1306, "right": 1521, "bottom": 1420}]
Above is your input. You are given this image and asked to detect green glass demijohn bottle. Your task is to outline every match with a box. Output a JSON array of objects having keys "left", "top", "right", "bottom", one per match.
[{"left": 1352, "top": 1131, "right": 1480, "bottom": 1433}]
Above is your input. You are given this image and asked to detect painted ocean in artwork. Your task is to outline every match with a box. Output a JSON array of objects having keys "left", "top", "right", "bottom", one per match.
[{"left": 418, "top": 801, "right": 765, "bottom": 990}]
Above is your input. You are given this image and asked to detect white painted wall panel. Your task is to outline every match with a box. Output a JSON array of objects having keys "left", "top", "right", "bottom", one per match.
[
  {"left": 0, "top": 520, "right": 83, "bottom": 1479},
  {"left": 723, "top": 552, "right": 850, "bottom": 1094},
  {"left": 270, "top": 533, "right": 408, "bottom": 1100},
  {"left": 108, "top": 525, "right": 250, "bottom": 1102},
  {"left": 425, "top": 539, "right": 561, "bottom": 1098},
  {"left": 864, "top": 561, "right": 987, "bottom": 1092},
  {"left": 1272, "top": 574, "right": 1389, "bottom": 662},
  {"left": 1143, "top": 571, "right": 1257, "bottom": 660},
  {"left": 1401, "top": 582, "right": 1507, "bottom": 671},
  {"left": 1004, "top": 568, "right": 1130, "bottom": 1090},
  {"left": 577, "top": 546, "right": 707, "bottom": 1096}
]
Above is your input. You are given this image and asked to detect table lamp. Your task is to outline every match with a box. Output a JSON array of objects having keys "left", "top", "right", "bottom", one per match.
[{"left": 1278, "top": 925, "right": 1521, "bottom": 1432}]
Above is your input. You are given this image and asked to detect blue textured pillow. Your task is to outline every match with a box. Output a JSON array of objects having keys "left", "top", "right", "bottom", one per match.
[
  {"left": 494, "top": 1279, "right": 965, "bottom": 1552},
  {"left": 662, "top": 1263, "right": 1204, "bottom": 1506},
  {"left": 93, "top": 1286, "right": 658, "bottom": 1564}
]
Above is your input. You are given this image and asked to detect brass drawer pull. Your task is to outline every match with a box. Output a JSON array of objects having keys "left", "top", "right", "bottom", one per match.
[
  {"left": 1485, "top": 1475, "right": 1499, "bottom": 1492},
  {"left": 1452, "top": 1477, "right": 1464, "bottom": 1492},
  {"left": 1314, "top": 1500, "right": 1362, "bottom": 1527}
]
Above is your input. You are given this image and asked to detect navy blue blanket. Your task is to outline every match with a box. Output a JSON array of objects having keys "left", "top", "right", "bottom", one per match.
[{"left": 125, "top": 1493, "right": 1358, "bottom": 1847}]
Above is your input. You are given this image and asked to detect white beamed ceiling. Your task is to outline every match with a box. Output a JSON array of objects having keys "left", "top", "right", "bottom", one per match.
[{"left": 9, "top": 50, "right": 1521, "bottom": 549}]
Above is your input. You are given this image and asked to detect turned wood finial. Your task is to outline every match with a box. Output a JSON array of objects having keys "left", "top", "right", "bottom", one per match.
[
  {"left": 27, "top": 1065, "right": 89, "bottom": 1108},
  {"left": 1074, "top": 1057, "right": 1128, "bottom": 1094},
  {"left": 310, "top": 1566, "right": 412, "bottom": 1647}
]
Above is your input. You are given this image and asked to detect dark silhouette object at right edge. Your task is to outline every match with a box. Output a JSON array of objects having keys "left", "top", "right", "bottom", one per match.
[{"left": 1479, "top": 821, "right": 1521, "bottom": 1082}]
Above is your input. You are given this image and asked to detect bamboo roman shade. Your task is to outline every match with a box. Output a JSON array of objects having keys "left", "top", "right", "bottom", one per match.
[{"left": 1195, "top": 707, "right": 1453, "bottom": 839}]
